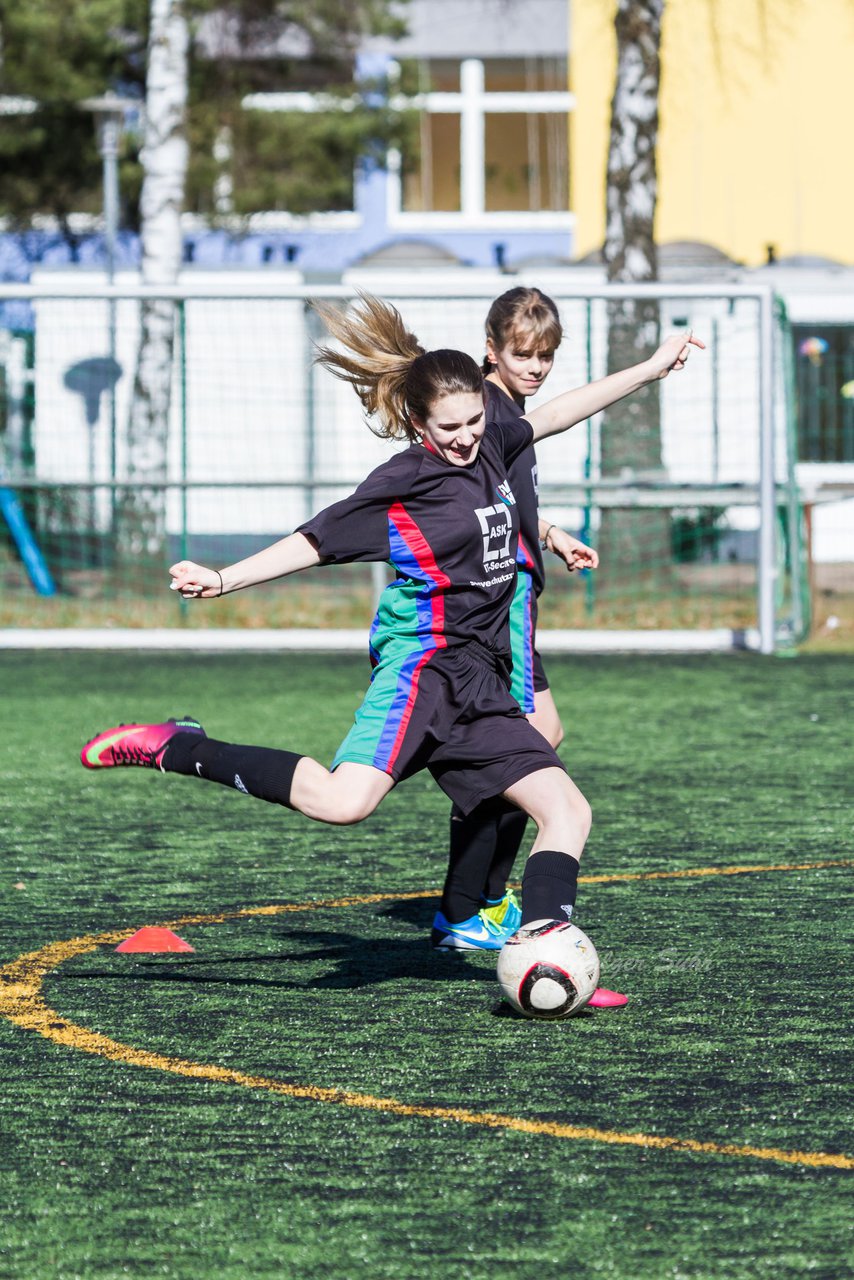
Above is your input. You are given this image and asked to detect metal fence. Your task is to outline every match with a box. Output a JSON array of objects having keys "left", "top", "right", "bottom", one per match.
[{"left": 0, "top": 279, "right": 806, "bottom": 652}]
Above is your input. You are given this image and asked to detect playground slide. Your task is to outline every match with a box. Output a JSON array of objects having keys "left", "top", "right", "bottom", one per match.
[{"left": 0, "top": 469, "right": 56, "bottom": 596}]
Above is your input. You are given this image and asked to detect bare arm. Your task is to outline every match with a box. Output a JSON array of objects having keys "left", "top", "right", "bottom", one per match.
[
  {"left": 525, "top": 331, "right": 705, "bottom": 443},
  {"left": 169, "top": 531, "right": 322, "bottom": 599}
]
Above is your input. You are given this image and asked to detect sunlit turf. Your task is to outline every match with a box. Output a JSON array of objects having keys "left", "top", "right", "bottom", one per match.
[{"left": 1, "top": 651, "right": 852, "bottom": 1279}]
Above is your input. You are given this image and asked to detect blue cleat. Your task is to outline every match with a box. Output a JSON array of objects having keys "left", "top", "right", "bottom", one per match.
[
  {"left": 481, "top": 889, "right": 522, "bottom": 934},
  {"left": 431, "top": 909, "right": 511, "bottom": 951}
]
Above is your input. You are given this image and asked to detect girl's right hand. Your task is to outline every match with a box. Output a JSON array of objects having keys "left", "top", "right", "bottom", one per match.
[
  {"left": 648, "top": 330, "right": 705, "bottom": 380},
  {"left": 169, "top": 561, "right": 223, "bottom": 599}
]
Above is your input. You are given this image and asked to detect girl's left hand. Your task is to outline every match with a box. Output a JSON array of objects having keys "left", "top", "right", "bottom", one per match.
[{"left": 545, "top": 527, "right": 599, "bottom": 572}]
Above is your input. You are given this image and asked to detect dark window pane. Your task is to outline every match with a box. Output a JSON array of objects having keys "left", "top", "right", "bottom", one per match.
[
  {"left": 483, "top": 58, "right": 567, "bottom": 92},
  {"left": 402, "top": 113, "right": 461, "bottom": 212},
  {"left": 792, "top": 325, "right": 854, "bottom": 462},
  {"left": 484, "top": 112, "right": 567, "bottom": 212},
  {"left": 396, "top": 58, "right": 459, "bottom": 94}
]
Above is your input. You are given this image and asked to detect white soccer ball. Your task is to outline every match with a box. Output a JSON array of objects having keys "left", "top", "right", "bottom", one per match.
[{"left": 497, "top": 919, "right": 600, "bottom": 1020}]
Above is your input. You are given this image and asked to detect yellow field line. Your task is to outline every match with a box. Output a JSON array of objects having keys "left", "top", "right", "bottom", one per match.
[
  {"left": 578, "top": 856, "right": 854, "bottom": 885},
  {"left": 2, "top": 858, "right": 852, "bottom": 1173},
  {"left": 162, "top": 855, "right": 854, "bottom": 920}
]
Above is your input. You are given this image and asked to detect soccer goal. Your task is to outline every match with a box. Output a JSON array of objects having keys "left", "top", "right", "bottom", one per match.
[{"left": 0, "top": 277, "right": 804, "bottom": 652}]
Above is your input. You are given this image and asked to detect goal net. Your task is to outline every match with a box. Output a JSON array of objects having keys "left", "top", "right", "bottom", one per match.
[{"left": 0, "top": 278, "right": 804, "bottom": 651}]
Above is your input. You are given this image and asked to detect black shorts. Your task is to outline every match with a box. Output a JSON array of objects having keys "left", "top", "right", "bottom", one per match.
[
  {"left": 532, "top": 645, "right": 550, "bottom": 695},
  {"left": 333, "top": 639, "right": 565, "bottom": 814}
]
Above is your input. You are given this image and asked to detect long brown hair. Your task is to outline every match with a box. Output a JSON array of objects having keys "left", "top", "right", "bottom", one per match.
[
  {"left": 314, "top": 294, "right": 483, "bottom": 442},
  {"left": 482, "top": 287, "right": 563, "bottom": 374}
]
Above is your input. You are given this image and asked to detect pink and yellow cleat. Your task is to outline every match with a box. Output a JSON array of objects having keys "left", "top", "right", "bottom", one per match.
[{"left": 81, "top": 717, "right": 204, "bottom": 772}]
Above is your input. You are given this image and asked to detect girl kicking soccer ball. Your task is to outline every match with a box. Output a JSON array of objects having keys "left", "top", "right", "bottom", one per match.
[{"left": 81, "top": 295, "right": 702, "bottom": 1008}]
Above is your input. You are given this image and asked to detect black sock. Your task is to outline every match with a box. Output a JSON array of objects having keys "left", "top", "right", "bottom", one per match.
[
  {"left": 521, "top": 849, "right": 580, "bottom": 925},
  {"left": 440, "top": 801, "right": 501, "bottom": 923},
  {"left": 483, "top": 803, "right": 528, "bottom": 902},
  {"left": 163, "top": 733, "right": 302, "bottom": 809}
]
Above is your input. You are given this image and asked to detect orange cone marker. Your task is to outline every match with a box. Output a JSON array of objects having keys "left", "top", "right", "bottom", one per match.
[{"left": 115, "top": 927, "right": 195, "bottom": 953}]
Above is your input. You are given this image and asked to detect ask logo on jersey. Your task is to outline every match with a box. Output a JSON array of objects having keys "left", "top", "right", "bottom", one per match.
[{"left": 475, "top": 503, "right": 515, "bottom": 565}]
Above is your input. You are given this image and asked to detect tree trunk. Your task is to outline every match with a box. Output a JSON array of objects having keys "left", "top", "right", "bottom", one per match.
[
  {"left": 118, "top": 0, "right": 189, "bottom": 564},
  {"left": 599, "top": 0, "right": 671, "bottom": 589}
]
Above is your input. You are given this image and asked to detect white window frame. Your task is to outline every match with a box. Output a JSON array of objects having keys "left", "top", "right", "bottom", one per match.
[
  {"left": 242, "top": 56, "right": 575, "bottom": 232},
  {"left": 386, "top": 58, "right": 574, "bottom": 230}
]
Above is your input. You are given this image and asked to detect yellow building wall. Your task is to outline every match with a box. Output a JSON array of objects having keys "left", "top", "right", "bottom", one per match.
[{"left": 570, "top": 0, "right": 854, "bottom": 266}]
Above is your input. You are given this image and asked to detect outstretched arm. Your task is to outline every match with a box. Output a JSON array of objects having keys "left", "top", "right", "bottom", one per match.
[
  {"left": 526, "top": 331, "right": 705, "bottom": 443},
  {"left": 169, "top": 531, "right": 322, "bottom": 599}
]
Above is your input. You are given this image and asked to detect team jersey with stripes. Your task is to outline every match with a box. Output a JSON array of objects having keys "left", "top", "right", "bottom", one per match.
[
  {"left": 485, "top": 381, "right": 546, "bottom": 597},
  {"left": 297, "top": 416, "right": 534, "bottom": 665}
]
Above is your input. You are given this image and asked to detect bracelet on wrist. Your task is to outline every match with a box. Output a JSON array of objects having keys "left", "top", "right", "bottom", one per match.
[
  {"left": 215, "top": 570, "right": 224, "bottom": 597},
  {"left": 540, "top": 524, "right": 557, "bottom": 551}
]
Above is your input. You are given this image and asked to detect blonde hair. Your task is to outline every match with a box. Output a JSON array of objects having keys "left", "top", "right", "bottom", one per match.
[
  {"left": 314, "top": 294, "right": 483, "bottom": 442},
  {"left": 483, "top": 287, "right": 563, "bottom": 373}
]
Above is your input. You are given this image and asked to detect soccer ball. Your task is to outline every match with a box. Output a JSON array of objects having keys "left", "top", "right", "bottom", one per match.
[{"left": 497, "top": 920, "right": 599, "bottom": 1020}]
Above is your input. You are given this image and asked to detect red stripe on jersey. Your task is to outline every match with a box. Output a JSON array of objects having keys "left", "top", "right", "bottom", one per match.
[
  {"left": 517, "top": 532, "right": 536, "bottom": 572},
  {"left": 384, "top": 502, "right": 451, "bottom": 771},
  {"left": 388, "top": 501, "right": 451, "bottom": 645}
]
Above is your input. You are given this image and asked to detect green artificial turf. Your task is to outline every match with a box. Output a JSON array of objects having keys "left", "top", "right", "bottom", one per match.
[{"left": 1, "top": 651, "right": 852, "bottom": 1280}]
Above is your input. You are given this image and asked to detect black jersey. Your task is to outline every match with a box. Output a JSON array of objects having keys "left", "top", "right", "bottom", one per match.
[
  {"left": 297, "top": 416, "right": 534, "bottom": 662},
  {"left": 485, "top": 381, "right": 545, "bottom": 596}
]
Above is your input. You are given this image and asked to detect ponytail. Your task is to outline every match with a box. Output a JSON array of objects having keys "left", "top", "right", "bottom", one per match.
[{"left": 314, "top": 294, "right": 483, "bottom": 442}]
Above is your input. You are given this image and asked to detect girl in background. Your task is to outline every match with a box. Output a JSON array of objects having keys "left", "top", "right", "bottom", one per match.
[{"left": 433, "top": 291, "right": 602, "bottom": 969}]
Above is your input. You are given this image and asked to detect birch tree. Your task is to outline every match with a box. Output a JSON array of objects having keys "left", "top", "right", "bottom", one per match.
[
  {"left": 598, "top": 0, "right": 670, "bottom": 583},
  {"left": 116, "top": 0, "right": 407, "bottom": 565},
  {"left": 118, "top": 0, "right": 189, "bottom": 563}
]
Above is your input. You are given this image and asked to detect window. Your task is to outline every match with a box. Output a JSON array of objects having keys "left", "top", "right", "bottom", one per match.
[
  {"left": 484, "top": 112, "right": 567, "bottom": 212},
  {"left": 793, "top": 325, "right": 854, "bottom": 462},
  {"left": 483, "top": 58, "right": 567, "bottom": 93},
  {"left": 396, "top": 56, "right": 570, "bottom": 219},
  {"left": 239, "top": 53, "right": 573, "bottom": 227},
  {"left": 403, "top": 113, "right": 461, "bottom": 212}
]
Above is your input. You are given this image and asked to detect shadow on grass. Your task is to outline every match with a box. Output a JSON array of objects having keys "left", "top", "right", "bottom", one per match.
[
  {"left": 57, "top": 928, "right": 495, "bottom": 992},
  {"left": 375, "top": 898, "right": 438, "bottom": 927}
]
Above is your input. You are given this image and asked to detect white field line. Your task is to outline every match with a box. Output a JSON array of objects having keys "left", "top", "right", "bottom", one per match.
[{"left": 0, "top": 628, "right": 761, "bottom": 652}]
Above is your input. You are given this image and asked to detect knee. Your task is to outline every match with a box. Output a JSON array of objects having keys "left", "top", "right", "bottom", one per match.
[
  {"left": 530, "top": 695, "right": 564, "bottom": 750},
  {"left": 555, "top": 780, "right": 591, "bottom": 847},
  {"left": 527, "top": 776, "right": 591, "bottom": 844},
  {"left": 293, "top": 759, "right": 390, "bottom": 825},
  {"left": 573, "top": 792, "right": 592, "bottom": 842},
  {"left": 324, "top": 794, "right": 376, "bottom": 825}
]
